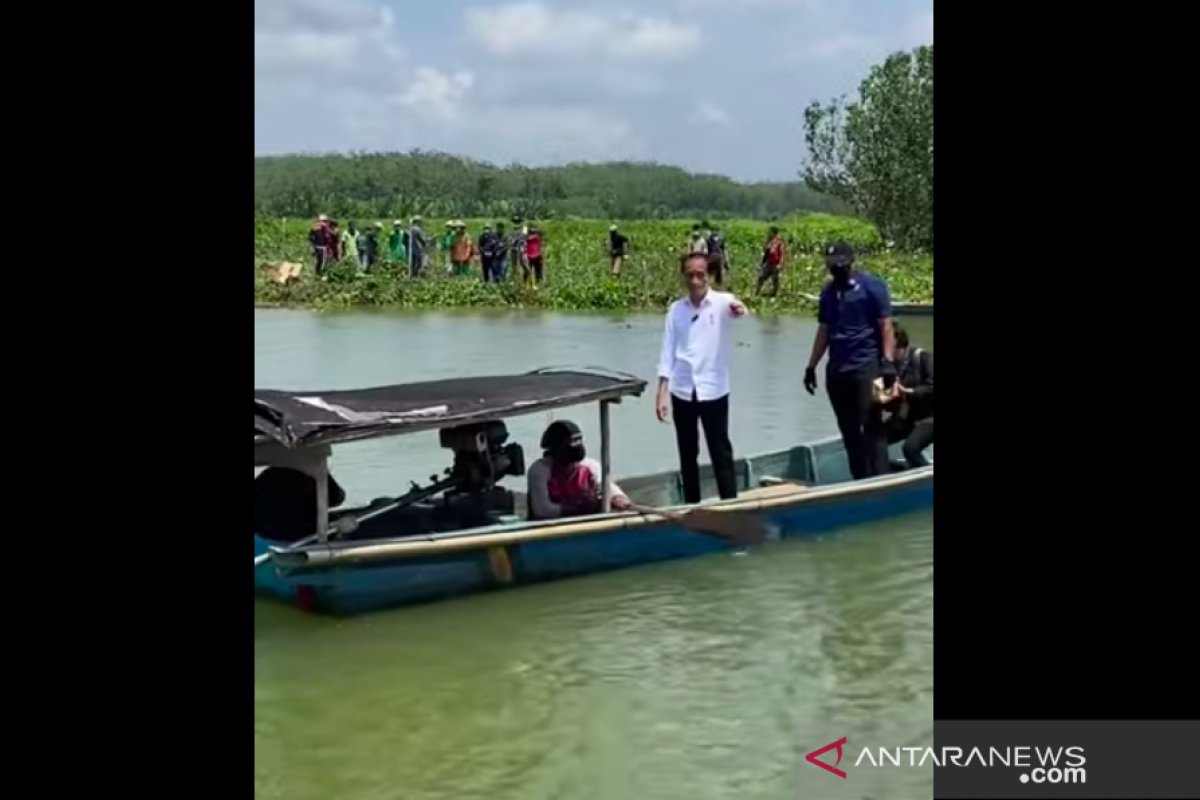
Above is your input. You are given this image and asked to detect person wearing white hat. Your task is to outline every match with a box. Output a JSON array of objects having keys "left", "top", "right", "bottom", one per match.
[
  {"left": 608, "top": 224, "right": 629, "bottom": 276},
  {"left": 309, "top": 215, "right": 333, "bottom": 276}
]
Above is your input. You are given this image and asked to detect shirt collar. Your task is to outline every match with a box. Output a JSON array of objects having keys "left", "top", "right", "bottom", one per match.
[{"left": 687, "top": 291, "right": 712, "bottom": 310}]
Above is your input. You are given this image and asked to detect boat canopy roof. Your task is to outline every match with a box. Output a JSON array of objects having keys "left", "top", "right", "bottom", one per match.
[{"left": 254, "top": 366, "right": 647, "bottom": 450}]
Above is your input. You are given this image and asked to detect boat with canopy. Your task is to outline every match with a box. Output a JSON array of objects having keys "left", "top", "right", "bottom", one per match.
[{"left": 254, "top": 366, "right": 933, "bottom": 615}]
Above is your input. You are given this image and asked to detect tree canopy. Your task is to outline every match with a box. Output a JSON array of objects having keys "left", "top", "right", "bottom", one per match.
[
  {"left": 802, "top": 45, "right": 933, "bottom": 251},
  {"left": 253, "top": 152, "right": 847, "bottom": 221}
]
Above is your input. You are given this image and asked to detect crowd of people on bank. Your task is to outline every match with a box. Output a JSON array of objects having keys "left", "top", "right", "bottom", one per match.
[
  {"left": 303, "top": 215, "right": 795, "bottom": 296},
  {"left": 307, "top": 214, "right": 556, "bottom": 284}
]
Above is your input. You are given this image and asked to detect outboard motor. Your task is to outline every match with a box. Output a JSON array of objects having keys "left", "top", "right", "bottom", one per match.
[{"left": 438, "top": 421, "right": 525, "bottom": 495}]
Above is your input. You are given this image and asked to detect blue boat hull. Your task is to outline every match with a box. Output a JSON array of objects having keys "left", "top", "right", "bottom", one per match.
[{"left": 255, "top": 439, "right": 933, "bottom": 615}]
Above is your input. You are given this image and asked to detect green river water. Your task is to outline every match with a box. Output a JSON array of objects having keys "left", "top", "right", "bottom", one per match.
[{"left": 254, "top": 309, "right": 934, "bottom": 800}]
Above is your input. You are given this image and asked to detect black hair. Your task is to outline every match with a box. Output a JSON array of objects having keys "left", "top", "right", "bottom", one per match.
[
  {"left": 894, "top": 322, "right": 909, "bottom": 349},
  {"left": 769, "top": 226, "right": 779, "bottom": 235},
  {"left": 541, "top": 420, "right": 581, "bottom": 449},
  {"left": 680, "top": 252, "right": 708, "bottom": 271}
]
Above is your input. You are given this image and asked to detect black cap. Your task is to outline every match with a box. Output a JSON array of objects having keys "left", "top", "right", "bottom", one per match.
[
  {"left": 825, "top": 241, "right": 855, "bottom": 268},
  {"left": 541, "top": 420, "right": 582, "bottom": 449}
]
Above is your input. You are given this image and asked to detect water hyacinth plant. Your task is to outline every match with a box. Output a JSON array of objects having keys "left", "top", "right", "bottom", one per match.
[{"left": 255, "top": 214, "right": 932, "bottom": 313}]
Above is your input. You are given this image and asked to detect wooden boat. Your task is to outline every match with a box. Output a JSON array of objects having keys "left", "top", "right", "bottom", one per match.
[
  {"left": 800, "top": 293, "right": 932, "bottom": 316},
  {"left": 254, "top": 367, "right": 934, "bottom": 616}
]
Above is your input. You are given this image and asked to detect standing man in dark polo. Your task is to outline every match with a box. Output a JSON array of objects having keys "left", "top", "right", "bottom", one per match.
[
  {"left": 803, "top": 242, "right": 896, "bottom": 479},
  {"left": 656, "top": 252, "right": 748, "bottom": 503}
]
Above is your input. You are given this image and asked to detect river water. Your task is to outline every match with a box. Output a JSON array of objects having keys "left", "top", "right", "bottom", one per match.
[{"left": 254, "top": 308, "right": 934, "bottom": 800}]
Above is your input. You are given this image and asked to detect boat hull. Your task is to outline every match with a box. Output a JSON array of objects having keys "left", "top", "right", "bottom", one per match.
[{"left": 255, "top": 438, "right": 932, "bottom": 616}]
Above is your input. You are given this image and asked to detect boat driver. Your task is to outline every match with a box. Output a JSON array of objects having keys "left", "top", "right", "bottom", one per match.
[
  {"left": 254, "top": 465, "right": 346, "bottom": 543},
  {"left": 527, "top": 420, "right": 632, "bottom": 520}
]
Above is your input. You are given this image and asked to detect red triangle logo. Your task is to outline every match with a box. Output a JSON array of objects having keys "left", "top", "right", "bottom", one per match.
[{"left": 805, "top": 737, "right": 848, "bottom": 779}]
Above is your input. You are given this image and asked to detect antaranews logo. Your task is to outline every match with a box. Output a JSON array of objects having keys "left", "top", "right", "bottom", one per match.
[{"left": 804, "top": 737, "right": 1087, "bottom": 785}]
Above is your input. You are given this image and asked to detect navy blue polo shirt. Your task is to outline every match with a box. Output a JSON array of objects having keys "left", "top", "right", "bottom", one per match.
[{"left": 817, "top": 271, "right": 892, "bottom": 373}]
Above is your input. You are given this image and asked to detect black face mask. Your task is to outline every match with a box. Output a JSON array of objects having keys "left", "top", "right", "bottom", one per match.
[
  {"left": 564, "top": 444, "right": 586, "bottom": 463},
  {"left": 828, "top": 264, "right": 851, "bottom": 285}
]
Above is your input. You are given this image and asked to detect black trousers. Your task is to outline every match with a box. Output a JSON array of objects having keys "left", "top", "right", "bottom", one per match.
[
  {"left": 756, "top": 263, "right": 780, "bottom": 295},
  {"left": 826, "top": 368, "right": 888, "bottom": 480},
  {"left": 886, "top": 415, "right": 934, "bottom": 467},
  {"left": 671, "top": 391, "right": 737, "bottom": 503},
  {"left": 527, "top": 256, "right": 544, "bottom": 283}
]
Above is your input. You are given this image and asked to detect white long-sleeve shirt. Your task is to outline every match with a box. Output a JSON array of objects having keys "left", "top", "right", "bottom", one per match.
[{"left": 657, "top": 290, "right": 742, "bottom": 402}]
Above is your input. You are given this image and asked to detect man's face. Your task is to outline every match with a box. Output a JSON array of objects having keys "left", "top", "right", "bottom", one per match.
[
  {"left": 827, "top": 258, "right": 852, "bottom": 279},
  {"left": 683, "top": 259, "right": 708, "bottom": 292}
]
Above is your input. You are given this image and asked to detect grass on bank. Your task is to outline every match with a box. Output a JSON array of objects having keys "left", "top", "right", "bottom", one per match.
[{"left": 254, "top": 215, "right": 933, "bottom": 313}]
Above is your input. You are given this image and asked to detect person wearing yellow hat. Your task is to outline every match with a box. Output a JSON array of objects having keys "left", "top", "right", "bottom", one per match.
[{"left": 450, "top": 221, "right": 474, "bottom": 276}]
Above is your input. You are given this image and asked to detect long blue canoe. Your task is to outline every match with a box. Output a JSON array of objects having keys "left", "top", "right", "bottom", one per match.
[{"left": 254, "top": 367, "right": 933, "bottom": 616}]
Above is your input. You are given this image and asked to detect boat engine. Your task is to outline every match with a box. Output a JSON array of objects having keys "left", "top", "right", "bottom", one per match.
[{"left": 438, "top": 421, "right": 526, "bottom": 495}]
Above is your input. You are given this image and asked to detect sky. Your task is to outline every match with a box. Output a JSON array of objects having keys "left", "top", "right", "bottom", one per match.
[{"left": 254, "top": 0, "right": 933, "bottom": 181}]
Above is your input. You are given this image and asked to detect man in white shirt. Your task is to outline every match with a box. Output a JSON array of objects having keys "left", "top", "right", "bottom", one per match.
[{"left": 655, "top": 252, "right": 748, "bottom": 504}]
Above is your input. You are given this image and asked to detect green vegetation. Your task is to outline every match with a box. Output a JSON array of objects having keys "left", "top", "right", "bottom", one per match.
[
  {"left": 803, "top": 45, "right": 933, "bottom": 251},
  {"left": 255, "top": 154, "right": 846, "bottom": 221},
  {"left": 254, "top": 46, "right": 934, "bottom": 314},
  {"left": 255, "top": 215, "right": 932, "bottom": 313}
]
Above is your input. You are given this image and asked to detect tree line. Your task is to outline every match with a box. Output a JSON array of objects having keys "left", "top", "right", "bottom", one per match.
[
  {"left": 253, "top": 153, "right": 848, "bottom": 221},
  {"left": 802, "top": 45, "right": 933, "bottom": 252}
]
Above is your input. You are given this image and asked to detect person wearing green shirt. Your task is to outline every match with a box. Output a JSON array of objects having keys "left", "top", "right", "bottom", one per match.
[
  {"left": 388, "top": 220, "right": 406, "bottom": 264},
  {"left": 341, "top": 222, "right": 359, "bottom": 267}
]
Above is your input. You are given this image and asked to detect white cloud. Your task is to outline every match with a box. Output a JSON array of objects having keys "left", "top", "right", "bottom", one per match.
[
  {"left": 690, "top": 100, "right": 730, "bottom": 127},
  {"left": 394, "top": 68, "right": 475, "bottom": 119},
  {"left": 464, "top": 3, "right": 702, "bottom": 62},
  {"left": 254, "top": 0, "right": 933, "bottom": 179},
  {"left": 256, "top": 0, "right": 481, "bottom": 146},
  {"left": 254, "top": 0, "right": 402, "bottom": 78}
]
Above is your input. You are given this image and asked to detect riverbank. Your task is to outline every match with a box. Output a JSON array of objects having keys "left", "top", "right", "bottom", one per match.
[{"left": 254, "top": 215, "right": 933, "bottom": 313}]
